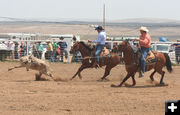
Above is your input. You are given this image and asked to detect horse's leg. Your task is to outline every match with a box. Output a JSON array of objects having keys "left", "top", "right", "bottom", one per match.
[
  {"left": 70, "top": 64, "right": 91, "bottom": 80},
  {"left": 156, "top": 68, "right": 165, "bottom": 84},
  {"left": 78, "top": 65, "right": 92, "bottom": 79},
  {"left": 131, "top": 75, "right": 136, "bottom": 86},
  {"left": 160, "top": 71, "right": 165, "bottom": 84},
  {"left": 124, "top": 74, "right": 136, "bottom": 87},
  {"left": 70, "top": 65, "right": 84, "bottom": 80},
  {"left": 149, "top": 70, "right": 156, "bottom": 81},
  {"left": 111, "top": 73, "right": 131, "bottom": 87},
  {"left": 8, "top": 65, "right": 24, "bottom": 71},
  {"left": 98, "top": 64, "right": 115, "bottom": 81}
]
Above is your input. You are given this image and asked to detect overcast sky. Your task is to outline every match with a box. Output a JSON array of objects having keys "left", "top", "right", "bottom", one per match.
[{"left": 0, "top": 0, "right": 180, "bottom": 21}]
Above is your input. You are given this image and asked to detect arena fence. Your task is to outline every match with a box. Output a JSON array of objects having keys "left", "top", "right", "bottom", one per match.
[{"left": 0, "top": 39, "right": 180, "bottom": 65}]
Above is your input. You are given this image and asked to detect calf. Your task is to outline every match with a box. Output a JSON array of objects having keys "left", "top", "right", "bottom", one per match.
[{"left": 8, "top": 55, "right": 54, "bottom": 80}]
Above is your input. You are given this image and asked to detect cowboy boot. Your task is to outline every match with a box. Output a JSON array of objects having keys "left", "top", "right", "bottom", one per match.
[{"left": 139, "top": 71, "right": 144, "bottom": 78}]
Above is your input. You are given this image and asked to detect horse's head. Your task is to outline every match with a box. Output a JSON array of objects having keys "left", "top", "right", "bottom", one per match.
[{"left": 70, "top": 41, "right": 80, "bottom": 54}]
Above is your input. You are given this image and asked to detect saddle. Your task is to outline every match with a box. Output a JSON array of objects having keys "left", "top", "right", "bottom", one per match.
[
  {"left": 128, "top": 41, "right": 157, "bottom": 65},
  {"left": 91, "top": 46, "right": 110, "bottom": 58},
  {"left": 145, "top": 50, "right": 158, "bottom": 65},
  {"left": 89, "top": 44, "right": 110, "bottom": 58},
  {"left": 100, "top": 47, "right": 110, "bottom": 57}
]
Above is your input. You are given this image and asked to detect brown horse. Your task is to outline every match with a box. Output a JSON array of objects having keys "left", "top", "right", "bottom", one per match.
[
  {"left": 111, "top": 40, "right": 172, "bottom": 87},
  {"left": 70, "top": 41, "right": 123, "bottom": 81}
]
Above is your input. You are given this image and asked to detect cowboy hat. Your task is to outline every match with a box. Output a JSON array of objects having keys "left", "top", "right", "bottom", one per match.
[
  {"left": 139, "top": 26, "right": 149, "bottom": 32},
  {"left": 95, "top": 26, "right": 104, "bottom": 30}
]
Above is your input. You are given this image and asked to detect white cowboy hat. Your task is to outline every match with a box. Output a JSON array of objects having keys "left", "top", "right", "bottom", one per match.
[{"left": 139, "top": 26, "right": 149, "bottom": 32}]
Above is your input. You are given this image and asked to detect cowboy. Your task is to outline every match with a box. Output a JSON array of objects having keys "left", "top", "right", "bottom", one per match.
[
  {"left": 89, "top": 26, "right": 106, "bottom": 68},
  {"left": 57, "top": 37, "right": 68, "bottom": 62},
  {"left": 136, "top": 26, "right": 151, "bottom": 77}
]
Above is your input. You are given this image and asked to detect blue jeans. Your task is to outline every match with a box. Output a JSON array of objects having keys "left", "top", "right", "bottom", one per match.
[
  {"left": 95, "top": 44, "right": 104, "bottom": 64},
  {"left": 60, "top": 49, "right": 68, "bottom": 62},
  {"left": 140, "top": 47, "right": 149, "bottom": 73}
]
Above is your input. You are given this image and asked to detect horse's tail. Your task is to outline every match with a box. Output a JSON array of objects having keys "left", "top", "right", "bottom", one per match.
[{"left": 163, "top": 53, "right": 173, "bottom": 73}]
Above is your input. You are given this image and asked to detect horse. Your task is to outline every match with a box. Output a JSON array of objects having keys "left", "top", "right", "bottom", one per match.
[
  {"left": 111, "top": 40, "right": 172, "bottom": 87},
  {"left": 69, "top": 41, "right": 123, "bottom": 81}
]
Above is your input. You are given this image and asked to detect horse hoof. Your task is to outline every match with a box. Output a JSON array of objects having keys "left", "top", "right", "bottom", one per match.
[
  {"left": 124, "top": 83, "right": 135, "bottom": 87},
  {"left": 97, "top": 78, "right": 110, "bottom": 82},
  {"left": 104, "top": 78, "right": 110, "bottom": 81},
  {"left": 97, "top": 79, "right": 103, "bottom": 82},
  {"left": 156, "top": 82, "right": 168, "bottom": 86},
  {"left": 69, "top": 78, "right": 73, "bottom": 81}
]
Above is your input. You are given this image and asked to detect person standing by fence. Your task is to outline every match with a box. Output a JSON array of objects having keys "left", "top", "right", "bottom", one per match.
[
  {"left": 6, "top": 40, "right": 15, "bottom": 60},
  {"left": 57, "top": 37, "right": 68, "bottom": 62},
  {"left": 20, "top": 42, "right": 25, "bottom": 57},
  {"left": 33, "top": 42, "right": 38, "bottom": 58},
  {"left": 14, "top": 42, "right": 19, "bottom": 59},
  {"left": 47, "top": 41, "right": 53, "bottom": 62},
  {"left": 52, "top": 39, "right": 58, "bottom": 62},
  {"left": 36, "top": 42, "right": 44, "bottom": 59}
]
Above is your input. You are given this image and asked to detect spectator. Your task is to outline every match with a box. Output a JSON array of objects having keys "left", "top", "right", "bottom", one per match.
[
  {"left": 20, "top": 42, "right": 25, "bottom": 57},
  {"left": 57, "top": 37, "right": 68, "bottom": 62},
  {"left": 33, "top": 42, "right": 38, "bottom": 58},
  {"left": 36, "top": 42, "right": 44, "bottom": 59},
  {"left": 175, "top": 45, "right": 180, "bottom": 64},
  {"left": 6, "top": 40, "right": 15, "bottom": 60},
  {"left": 14, "top": 42, "right": 19, "bottom": 59},
  {"left": 0, "top": 41, "right": 8, "bottom": 61},
  {"left": 46, "top": 41, "right": 53, "bottom": 61},
  {"left": 24, "top": 42, "right": 29, "bottom": 55},
  {"left": 52, "top": 39, "right": 58, "bottom": 62}
]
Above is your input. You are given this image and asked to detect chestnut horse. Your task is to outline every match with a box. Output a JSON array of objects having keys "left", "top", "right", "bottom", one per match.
[
  {"left": 111, "top": 40, "right": 172, "bottom": 87},
  {"left": 70, "top": 41, "right": 122, "bottom": 81}
]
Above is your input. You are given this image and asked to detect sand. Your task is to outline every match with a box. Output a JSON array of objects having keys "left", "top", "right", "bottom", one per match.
[{"left": 0, "top": 62, "right": 179, "bottom": 115}]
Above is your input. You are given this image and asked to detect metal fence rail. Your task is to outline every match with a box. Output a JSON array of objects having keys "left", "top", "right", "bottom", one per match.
[{"left": 0, "top": 39, "right": 180, "bottom": 65}]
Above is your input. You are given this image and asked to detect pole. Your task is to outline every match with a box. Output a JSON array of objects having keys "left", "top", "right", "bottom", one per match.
[{"left": 103, "top": 3, "right": 105, "bottom": 30}]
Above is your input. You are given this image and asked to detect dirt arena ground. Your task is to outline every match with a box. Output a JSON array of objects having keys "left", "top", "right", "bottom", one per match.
[{"left": 0, "top": 62, "right": 179, "bottom": 115}]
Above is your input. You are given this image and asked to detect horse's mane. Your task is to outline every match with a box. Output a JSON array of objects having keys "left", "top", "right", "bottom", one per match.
[{"left": 79, "top": 41, "right": 93, "bottom": 51}]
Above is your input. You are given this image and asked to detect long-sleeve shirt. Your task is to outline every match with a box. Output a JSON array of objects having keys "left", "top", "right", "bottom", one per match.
[
  {"left": 92, "top": 31, "right": 106, "bottom": 45},
  {"left": 37, "top": 44, "right": 44, "bottom": 52},
  {"left": 57, "top": 41, "right": 67, "bottom": 50},
  {"left": 139, "top": 33, "right": 151, "bottom": 48}
]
